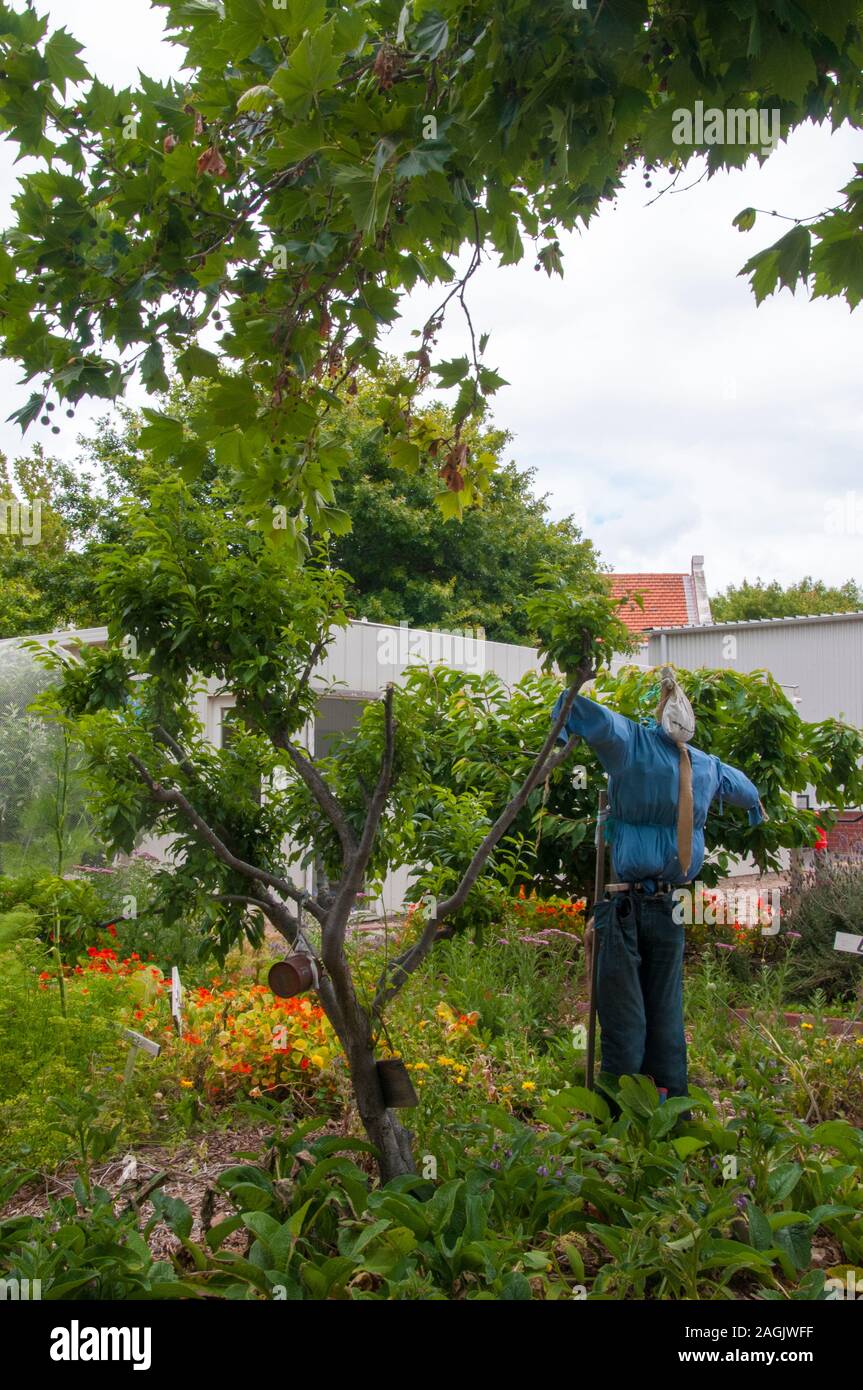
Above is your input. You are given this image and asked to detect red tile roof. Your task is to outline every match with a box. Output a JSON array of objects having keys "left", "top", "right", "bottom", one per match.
[{"left": 609, "top": 573, "right": 691, "bottom": 633}]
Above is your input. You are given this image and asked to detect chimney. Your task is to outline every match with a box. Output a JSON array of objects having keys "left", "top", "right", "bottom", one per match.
[{"left": 690, "top": 556, "right": 713, "bottom": 625}]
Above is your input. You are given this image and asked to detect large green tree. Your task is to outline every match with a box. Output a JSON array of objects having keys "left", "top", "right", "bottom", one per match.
[
  {"left": 3, "top": 1, "right": 863, "bottom": 541},
  {"left": 1, "top": 362, "right": 596, "bottom": 641},
  {"left": 711, "top": 576, "right": 863, "bottom": 623}
]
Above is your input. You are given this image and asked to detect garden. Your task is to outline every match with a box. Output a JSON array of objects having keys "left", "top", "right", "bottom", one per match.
[
  {"left": 2, "top": 0, "right": 863, "bottom": 1331},
  {"left": 2, "top": 607, "right": 863, "bottom": 1302}
]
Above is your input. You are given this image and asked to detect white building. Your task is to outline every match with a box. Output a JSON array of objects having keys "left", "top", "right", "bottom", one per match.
[{"left": 0, "top": 620, "right": 541, "bottom": 912}]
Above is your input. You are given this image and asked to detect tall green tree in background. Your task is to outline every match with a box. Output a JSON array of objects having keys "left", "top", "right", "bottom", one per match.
[
  {"left": 0, "top": 448, "right": 107, "bottom": 636},
  {"left": 711, "top": 576, "right": 863, "bottom": 623},
  {"left": 1, "top": 366, "right": 597, "bottom": 643}
]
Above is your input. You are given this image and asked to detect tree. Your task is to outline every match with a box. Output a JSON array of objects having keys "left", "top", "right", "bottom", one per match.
[
  {"left": 30, "top": 364, "right": 596, "bottom": 644},
  {"left": 326, "top": 370, "right": 596, "bottom": 641},
  {"left": 3, "top": 1, "right": 863, "bottom": 537},
  {"left": 0, "top": 447, "right": 108, "bottom": 637},
  {"left": 36, "top": 475, "right": 634, "bottom": 1181},
  {"left": 711, "top": 576, "right": 863, "bottom": 623}
]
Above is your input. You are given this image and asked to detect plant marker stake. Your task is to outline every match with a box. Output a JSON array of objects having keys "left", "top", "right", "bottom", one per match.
[
  {"left": 586, "top": 789, "right": 608, "bottom": 1092},
  {"left": 171, "top": 966, "right": 183, "bottom": 1034},
  {"left": 834, "top": 931, "right": 863, "bottom": 955},
  {"left": 121, "top": 1027, "right": 161, "bottom": 1086}
]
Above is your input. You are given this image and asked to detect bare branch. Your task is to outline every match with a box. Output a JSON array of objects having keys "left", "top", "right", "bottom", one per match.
[
  {"left": 323, "top": 684, "right": 397, "bottom": 958},
  {"left": 372, "top": 909, "right": 455, "bottom": 1015},
  {"left": 128, "top": 754, "right": 326, "bottom": 924},
  {"left": 271, "top": 729, "right": 358, "bottom": 857}
]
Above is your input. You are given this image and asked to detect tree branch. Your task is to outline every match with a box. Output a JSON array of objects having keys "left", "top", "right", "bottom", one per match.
[
  {"left": 323, "top": 684, "right": 397, "bottom": 956},
  {"left": 271, "top": 729, "right": 358, "bottom": 858},
  {"left": 128, "top": 754, "right": 326, "bottom": 924}
]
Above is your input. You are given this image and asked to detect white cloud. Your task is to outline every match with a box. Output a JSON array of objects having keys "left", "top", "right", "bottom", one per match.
[{"left": 1, "top": 3, "right": 861, "bottom": 595}]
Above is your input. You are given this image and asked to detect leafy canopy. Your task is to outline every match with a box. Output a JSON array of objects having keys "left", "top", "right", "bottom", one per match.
[
  {"left": 2, "top": 0, "right": 863, "bottom": 540},
  {"left": 711, "top": 575, "right": 863, "bottom": 623}
]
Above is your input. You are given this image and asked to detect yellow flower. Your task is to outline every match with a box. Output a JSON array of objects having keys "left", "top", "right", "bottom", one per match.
[
  {"left": 437, "top": 1055, "right": 455, "bottom": 1067},
  {"left": 453, "top": 1076, "right": 464, "bottom": 1085},
  {"left": 521, "top": 1081, "right": 536, "bottom": 1092},
  {"left": 800, "top": 1022, "right": 814, "bottom": 1030},
  {"left": 413, "top": 1061, "right": 430, "bottom": 1072},
  {"left": 825, "top": 1057, "right": 833, "bottom": 1064},
  {"left": 179, "top": 1078, "right": 194, "bottom": 1088}
]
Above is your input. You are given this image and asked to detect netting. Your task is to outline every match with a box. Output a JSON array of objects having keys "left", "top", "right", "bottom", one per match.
[{"left": 0, "top": 641, "right": 99, "bottom": 877}]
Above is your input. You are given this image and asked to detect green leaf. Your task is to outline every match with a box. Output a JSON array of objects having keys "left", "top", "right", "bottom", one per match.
[
  {"left": 43, "top": 28, "right": 90, "bottom": 90},
  {"left": 811, "top": 233, "right": 863, "bottom": 309},
  {"left": 733, "top": 207, "right": 757, "bottom": 232},
  {"left": 413, "top": 12, "right": 449, "bottom": 59},
  {"left": 237, "top": 84, "right": 279, "bottom": 113},
  {"left": 6, "top": 391, "right": 46, "bottom": 432},
  {"left": 271, "top": 22, "right": 342, "bottom": 108},
  {"left": 747, "top": 1204, "right": 774, "bottom": 1251},
  {"left": 138, "top": 410, "right": 186, "bottom": 461},
  {"left": 767, "top": 1161, "right": 802, "bottom": 1203},
  {"left": 396, "top": 141, "right": 452, "bottom": 179},
  {"left": 432, "top": 356, "right": 470, "bottom": 388},
  {"left": 141, "top": 342, "right": 170, "bottom": 394},
  {"left": 175, "top": 343, "right": 223, "bottom": 382},
  {"left": 752, "top": 34, "right": 817, "bottom": 102},
  {"left": 740, "top": 225, "right": 811, "bottom": 303}
]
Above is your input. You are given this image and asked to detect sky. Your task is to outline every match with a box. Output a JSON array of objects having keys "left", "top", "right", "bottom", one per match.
[{"left": 1, "top": 0, "right": 862, "bottom": 597}]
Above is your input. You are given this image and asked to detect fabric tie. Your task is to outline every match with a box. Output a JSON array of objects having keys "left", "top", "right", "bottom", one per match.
[{"left": 676, "top": 744, "right": 693, "bottom": 878}]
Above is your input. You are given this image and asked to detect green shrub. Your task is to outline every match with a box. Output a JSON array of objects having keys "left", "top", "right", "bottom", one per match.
[
  {"left": 783, "top": 860, "right": 863, "bottom": 1001},
  {"left": 0, "top": 873, "right": 107, "bottom": 962}
]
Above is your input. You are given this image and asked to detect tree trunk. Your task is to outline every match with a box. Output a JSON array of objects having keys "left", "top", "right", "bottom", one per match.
[{"left": 348, "top": 1041, "right": 416, "bottom": 1182}]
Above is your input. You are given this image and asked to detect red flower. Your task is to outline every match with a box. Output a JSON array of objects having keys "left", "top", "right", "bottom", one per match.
[{"left": 106, "top": 923, "right": 117, "bottom": 938}]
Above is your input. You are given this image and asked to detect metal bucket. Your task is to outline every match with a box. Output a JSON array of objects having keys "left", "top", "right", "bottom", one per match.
[
  {"left": 376, "top": 1057, "right": 419, "bottom": 1108},
  {"left": 268, "top": 955, "right": 319, "bottom": 999}
]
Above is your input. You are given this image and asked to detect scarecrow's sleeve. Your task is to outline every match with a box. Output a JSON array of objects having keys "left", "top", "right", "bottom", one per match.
[
  {"left": 551, "top": 691, "right": 633, "bottom": 773},
  {"left": 716, "top": 760, "right": 765, "bottom": 827}
]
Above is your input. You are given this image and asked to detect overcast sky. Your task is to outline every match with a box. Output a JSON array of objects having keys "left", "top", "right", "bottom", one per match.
[{"left": 1, "top": 0, "right": 861, "bottom": 596}]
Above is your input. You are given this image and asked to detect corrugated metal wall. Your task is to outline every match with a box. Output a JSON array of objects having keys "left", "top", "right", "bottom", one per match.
[
  {"left": 646, "top": 615, "right": 863, "bottom": 727},
  {"left": 312, "top": 619, "right": 541, "bottom": 694}
]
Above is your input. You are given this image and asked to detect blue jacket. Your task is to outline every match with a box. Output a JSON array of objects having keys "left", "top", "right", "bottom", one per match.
[{"left": 552, "top": 692, "right": 765, "bottom": 885}]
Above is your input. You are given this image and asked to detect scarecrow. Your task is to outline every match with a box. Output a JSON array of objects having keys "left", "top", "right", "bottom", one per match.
[{"left": 553, "top": 668, "right": 767, "bottom": 1099}]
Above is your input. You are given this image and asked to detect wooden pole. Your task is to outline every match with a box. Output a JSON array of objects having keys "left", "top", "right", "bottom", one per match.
[{"left": 585, "top": 789, "right": 607, "bottom": 1091}]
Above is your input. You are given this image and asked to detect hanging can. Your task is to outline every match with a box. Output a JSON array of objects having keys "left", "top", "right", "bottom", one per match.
[{"left": 268, "top": 954, "right": 320, "bottom": 999}]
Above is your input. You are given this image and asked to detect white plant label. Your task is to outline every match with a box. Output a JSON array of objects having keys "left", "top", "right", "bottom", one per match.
[
  {"left": 834, "top": 931, "right": 863, "bottom": 955},
  {"left": 171, "top": 966, "right": 183, "bottom": 1031}
]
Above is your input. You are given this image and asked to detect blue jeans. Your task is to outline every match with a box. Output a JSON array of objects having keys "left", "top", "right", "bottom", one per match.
[{"left": 593, "top": 890, "right": 688, "bottom": 1097}]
